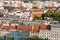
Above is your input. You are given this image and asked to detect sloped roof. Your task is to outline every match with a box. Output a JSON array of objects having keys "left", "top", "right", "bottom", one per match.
[
  {"left": 32, "top": 10, "right": 44, "bottom": 15},
  {"left": 31, "top": 25, "right": 40, "bottom": 32},
  {"left": 40, "top": 24, "right": 48, "bottom": 30},
  {"left": 21, "top": 9, "right": 31, "bottom": 12},
  {"left": 9, "top": 26, "right": 16, "bottom": 29},
  {"left": 1, "top": 25, "right": 9, "bottom": 30},
  {"left": 18, "top": 25, "right": 32, "bottom": 31}
]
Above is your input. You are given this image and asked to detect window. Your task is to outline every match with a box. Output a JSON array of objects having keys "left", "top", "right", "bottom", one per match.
[
  {"left": 17, "top": 12, "right": 21, "bottom": 13},
  {"left": 4, "top": 2, "right": 8, "bottom": 4}
]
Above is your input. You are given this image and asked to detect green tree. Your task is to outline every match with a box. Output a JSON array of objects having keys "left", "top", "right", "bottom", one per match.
[
  {"left": 33, "top": 16, "right": 42, "bottom": 21},
  {"left": 24, "top": 0, "right": 29, "bottom": 3},
  {"left": 25, "top": 36, "right": 49, "bottom": 40},
  {"left": 44, "top": 38, "right": 48, "bottom": 40},
  {"left": 54, "top": 11, "right": 60, "bottom": 20},
  {"left": 30, "top": 0, "right": 34, "bottom": 1},
  {"left": 44, "top": 9, "right": 53, "bottom": 17},
  {"left": 19, "top": 21, "right": 26, "bottom": 26},
  {"left": 5, "top": 37, "right": 13, "bottom": 40}
]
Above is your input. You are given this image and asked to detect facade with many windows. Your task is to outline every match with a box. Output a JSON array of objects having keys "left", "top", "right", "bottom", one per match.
[{"left": 39, "top": 25, "right": 60, "bottom": 40}]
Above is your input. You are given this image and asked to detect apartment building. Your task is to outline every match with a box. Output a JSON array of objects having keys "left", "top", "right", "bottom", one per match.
[
  {"left": 29, "top": 21, "right": 60, "bottom": 40},
  {"left": 19, "top": 9, "right": 32, "bottom": 21},
  {"left": 37, "top": 24, "right": 60, "bottom": 40}
]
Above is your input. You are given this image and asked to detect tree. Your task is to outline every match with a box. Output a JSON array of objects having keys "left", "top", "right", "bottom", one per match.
[
  {"left": 20, "top": 21, "right": 25, "bottom": 25},
  {"left": 33, "top": 16, "right": 42, "bottom": 21},
  {"left": 4, "top": 37, "right": 13, "bottom": 40},
  {"left": 44, "top": 9, "right": 53, "bottom": 17},
  {"left": 24, "top": 0, "right": 29, "bottom": 3},
  {"left": 30, "top": 0, "right": 34, "bottom": 2},
  {"left": 44, "top": 38, "right": 49, "bottom": 40},
  {"left": 54, "top": 11, "right": 60, "bottom": 20},
  {"left": 25, "top": 36, "right": 49, "bottom": 40},
  {"left": 41, "top": 14, "right": 45, "bottom": 20}
]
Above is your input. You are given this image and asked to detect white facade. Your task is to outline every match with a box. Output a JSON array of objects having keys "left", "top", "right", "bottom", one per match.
[
  {"left": 39, "top": 27, "right": 60, "bottom": 40},
  {"left": 4, "top": 1, "right": 60, "bottom": 8},
  {"left": 30, "top": 32, "right": 39, "bottom": 37},
  {"left": 0, "top": 30, "right": 10, "bottom": 36},
  {"left": 23, "top": 3, "right": 32, "bottom": 9},
  {"left": 0, "top": 1, "right": 4, "bottom": 9},
  {"left": 37, "top": 1, "right": 46, "bottom": 9},
  {"left": 20, "top": 11, "right": 32, "bottom": 21}
]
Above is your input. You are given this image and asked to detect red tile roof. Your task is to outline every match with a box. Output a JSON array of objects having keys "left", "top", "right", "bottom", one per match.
[
  {"left": 31, "top": 25, "right": 40, "bottom": 32},
  {"left": 1, "top": 26, "right": 9, "bottom": 30},
  {"left": 0, "top": 24, "right": 49, "bottom": 32},
  {"left": 32, "top": 10, "right": 44, "bottom": 16},
  {"left": 9, "top": 26, "right": 16, "bottom": 30},
  {"left": 18, "top": 26, "right": 32, "bottom": 31},
  {"left": 40, "top": 24, "right": 48, "bottom": 30}
]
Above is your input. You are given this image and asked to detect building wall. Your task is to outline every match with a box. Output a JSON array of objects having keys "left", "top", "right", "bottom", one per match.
[
  {"left": 39, "top": 27, "right": 60, "bottom": 40},
  {"left": 0, "top": 31, "right": 30, "bottom": 40},
  {"left": 32, "top": 10, "right": 44, "bottom": 17},
  {"left": 29, "top": 32, "right": 39, "bottom": 37}
]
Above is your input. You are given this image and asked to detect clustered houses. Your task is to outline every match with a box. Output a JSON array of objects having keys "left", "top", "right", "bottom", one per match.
[
  {"left": 0, "top": 0, "right": 60, "bottom": 21},
  {"left": 0, "top": 1, "right": 60, "bottom": 40},
  {"left": 30, "top": 23, "right": 60, "bottom": 40},
  {"left": 0, "top": 21, "right": 50, "bottom": 40},
  {"left": 38, "top": 24, "right": 60, "bottom": 40},
  {"left": 3, "top": 1, "right": 60, "bottom": 8},
  {"left": 0, "top": 21, "right": 60, "bottom": 40}
]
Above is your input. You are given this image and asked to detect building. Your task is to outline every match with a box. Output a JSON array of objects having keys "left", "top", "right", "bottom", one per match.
[
  {"left": 29, "top": 21, "right": 60, "bottom": 40},
  {"left": 0, "top": 0, "right": 4, "bottom": 10},
  {"left": 32, "top": 2, "right": 38, "bottom": 9},
  {"left": 39, "top": 24, "right": 60, "bottom": 40},
  {"left": 23, "top": 2, "right": 32, "bottom": 9},
  {"left": 0, "top": 24, "right": 31, "bottom": 40},
  {"left": 21, "top": 9, "right": 32, "bottom": 21},
  {"left": 32, "top": 10, "right": 44, "bottom": 17}
]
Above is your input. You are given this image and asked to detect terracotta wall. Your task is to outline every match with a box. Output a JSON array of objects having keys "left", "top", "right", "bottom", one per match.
[{"left": 32, "top": 10, "right": 44, "bottom": 17}]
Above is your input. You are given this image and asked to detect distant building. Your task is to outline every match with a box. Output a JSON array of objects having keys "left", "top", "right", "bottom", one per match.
[
  {"left": 30, "top": 23, "right": 60, "bottom": 40},
  {"left": 23, "top": 2, "right": 32, "bottom": 9},
  {"left": 0, "top": 0, "right": 4, "bottom": 10},
  {"left": 21, "top": 9, "right": 32, "bottom": 21},
  {"left": 32, "top": 10, "right": 44, "bottom": 17},
  {"left": 39, "top": 24, "right": 60, "bottom": 40}
]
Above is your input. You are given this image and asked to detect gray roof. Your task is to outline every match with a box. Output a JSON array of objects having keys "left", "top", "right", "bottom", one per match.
[{"left": 51, "top": 24, "right": 60, "bottom": 28}]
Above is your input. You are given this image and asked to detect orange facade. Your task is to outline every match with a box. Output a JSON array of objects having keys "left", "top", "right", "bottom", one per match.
[{"left": 32, "top": 10, "right": 44, "bottom": 16}]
